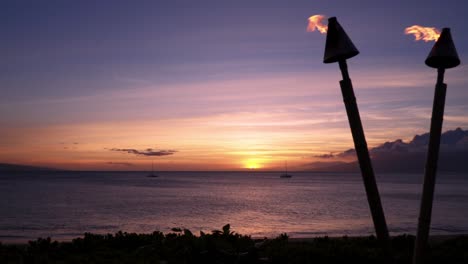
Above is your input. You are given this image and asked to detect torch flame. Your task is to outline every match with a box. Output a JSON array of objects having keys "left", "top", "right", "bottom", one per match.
[
  {"left": 404, "top": 25, "right": 440, "bottom": 42},
  {"left": 307, "top": 15, "right": 328, "bottom": 34}
]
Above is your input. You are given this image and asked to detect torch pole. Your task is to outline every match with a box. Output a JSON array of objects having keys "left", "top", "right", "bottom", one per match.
[
  {"left": 413, "top": 68, "right": 447, "bottom": 264},
  {"left": 338, "top": 60, "right": 390, "bottom": 244}
]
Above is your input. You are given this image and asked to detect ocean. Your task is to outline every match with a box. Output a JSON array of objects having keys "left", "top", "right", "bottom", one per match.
[{"left": 1, "top": 171, "right": 467, "bottom": 243}]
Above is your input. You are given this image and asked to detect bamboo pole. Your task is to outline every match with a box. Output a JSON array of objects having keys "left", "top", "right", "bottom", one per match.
[
  {"left": 413, "top": 68, "right": 447, "bottom": 264},
  {"left": 338, "top": 60, "right": 390, "bottom": 244}
]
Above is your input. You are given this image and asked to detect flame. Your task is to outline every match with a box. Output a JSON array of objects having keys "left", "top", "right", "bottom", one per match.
[
  {"left": 307, "top": 15, "right": 328, "bottom": 34},
  {"left": 404, "top": 25, "right": 440, "bottom": 42}
]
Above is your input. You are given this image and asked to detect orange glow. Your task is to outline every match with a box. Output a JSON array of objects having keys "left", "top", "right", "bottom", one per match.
[
  {"left": 3, "top": 71, "right": 443, "bottom": 171},
  {"left": 404, "top": 25, "right": 440, "bottom": 42},
  {"left": 244, "top": 159, "right": 261, "bottom": 170},
  {"left": 307, "top": 15, "right": 328, "bottom": 34}
]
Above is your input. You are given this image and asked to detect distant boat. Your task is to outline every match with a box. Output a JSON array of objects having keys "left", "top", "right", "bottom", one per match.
[
  {"left": 147, "top": 161, "right": 158, "bottom": 178},
  {"left": 280, "top": 161, "right": 292, "bottom": 178}
]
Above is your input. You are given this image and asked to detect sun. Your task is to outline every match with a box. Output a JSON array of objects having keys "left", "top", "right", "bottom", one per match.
[{"left": 244, "top": 159, "right": 261, "bottom": 170}]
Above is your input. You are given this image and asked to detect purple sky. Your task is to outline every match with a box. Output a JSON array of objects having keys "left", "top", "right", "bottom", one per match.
[{"left": 1, "top": 0, "right": 467, "bottom": 170}]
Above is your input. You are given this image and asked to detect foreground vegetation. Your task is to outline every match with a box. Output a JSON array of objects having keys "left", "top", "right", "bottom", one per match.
[{"left": 1, "top": 225, "right": 467, "bottom": 263}]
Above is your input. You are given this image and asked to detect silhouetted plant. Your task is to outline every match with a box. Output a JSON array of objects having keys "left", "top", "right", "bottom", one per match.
[{"left": 0, "top": 227, "right": 467, "bottom": 263}]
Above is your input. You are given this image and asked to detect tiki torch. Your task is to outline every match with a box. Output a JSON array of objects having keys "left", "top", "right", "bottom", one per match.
[
  {"left": 413, "top": 28, "right": 460, "bottom": 264},
  {"left": 323, "top": 17, "right": 390, "bottom": 243}
]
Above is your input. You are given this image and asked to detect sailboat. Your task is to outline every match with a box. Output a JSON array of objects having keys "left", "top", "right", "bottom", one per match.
[
  {"left": 147, "top": 161, "right": 158, "bottom": 178},
  {"left": 280, "top": 161, "right": 292, "bottom": 178}
]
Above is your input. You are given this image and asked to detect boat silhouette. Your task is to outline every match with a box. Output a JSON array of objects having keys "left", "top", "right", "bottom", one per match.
[
  {"left": 280, "top": 161, "right": 292, "bottom": 178},
  {"left": 147, "top": 161, "right": 158, "bottom": 178}
]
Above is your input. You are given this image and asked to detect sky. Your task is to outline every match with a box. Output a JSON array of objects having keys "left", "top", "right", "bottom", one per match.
[{"left": 1, "top": 0, "right": 467, "bottom": 171}]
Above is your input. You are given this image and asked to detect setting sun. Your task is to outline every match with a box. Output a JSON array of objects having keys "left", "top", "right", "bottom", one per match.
[{"left": 244, "top": 159, "right": 261, "bottom": 170}]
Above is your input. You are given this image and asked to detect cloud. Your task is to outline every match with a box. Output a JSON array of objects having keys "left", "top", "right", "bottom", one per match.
[
  {"left": 107, "top": 162, "right": 134, "bottom": 166},
  {"left": 59, "top": 141, "right": 80, "bottom": 150},
  {"left": 310, "top": 128, "right": 468, "bottom": 173},
  {"left": 314, "top": 153, "right": 335, "bottom": 159},
  {"left": 371, "top": 128, "right": 468, "bottom": 155},
  {"left": 315, "top": 149, "right": 356, "bottom": 160},
  {"left": 327, "top": 128, "right": 467, "bottom": 158},
  {"left": 59, "top": 142, "right": 80, "bottom": 145},
  {"left": 336, "top": 149, "right": 357, "bottom": 159},
  {"left": 109, "top": 148, "right": 177, "bottom": 157}
]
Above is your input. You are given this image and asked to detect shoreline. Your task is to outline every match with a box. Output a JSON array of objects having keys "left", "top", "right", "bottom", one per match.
[
  {"left": 2, "top": 232, "right": 468, "bottom": 246},
  {"left": 289, "top": 233, "right": 468, "bottom": 243}
]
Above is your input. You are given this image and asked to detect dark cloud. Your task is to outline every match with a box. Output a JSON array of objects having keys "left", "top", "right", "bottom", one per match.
[
  {"left": 372, "top": 128, "right": 467, "bottom": 155},
  {"left": 309, "top": 128, "right": 468, "bottom": 173},
  {"left": 314, "top": 153, "right": 335, "bottom": 159},
  {"left": 109, "top": 148, "right": 177, "bottom": 157},
  {"left": 107, "top": 162, "right": 134, "bottom": 166},
  {"left": 60, "top": 142, "right": 80, "bottom": 150},
  {"left": 315, "top": 149, "right": 356, "bottom": 160},
  {"left": 336, "top": 128, "right": 467, "bottom": 158},
  {"left": 336, "top": 149, "right": 357, "bottom": 159}
]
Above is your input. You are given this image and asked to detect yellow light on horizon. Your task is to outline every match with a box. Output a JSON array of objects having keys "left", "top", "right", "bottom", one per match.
[{"left": 244, "top": 159, "right": 261, "bottom": 170}]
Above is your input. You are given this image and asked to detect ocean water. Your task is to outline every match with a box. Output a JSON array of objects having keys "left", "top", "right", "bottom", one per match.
[{"left": 0, "top": 171, "right": 467, "bottom": 243}]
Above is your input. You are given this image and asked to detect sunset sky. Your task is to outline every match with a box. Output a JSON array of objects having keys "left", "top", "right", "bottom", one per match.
[{"left": 1, "top": 0, "right": 467, "bottom": 170}]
